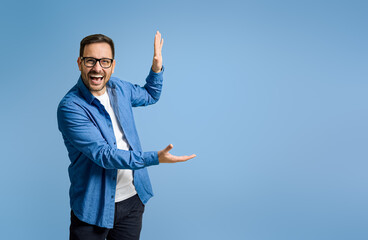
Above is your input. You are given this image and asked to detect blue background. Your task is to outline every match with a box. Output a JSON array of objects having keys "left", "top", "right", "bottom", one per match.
[{"left": 0, "top": 0, "right": 367, "bottom": 239}]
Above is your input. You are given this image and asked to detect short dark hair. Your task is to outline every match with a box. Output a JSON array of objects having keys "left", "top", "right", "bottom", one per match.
[{"left": 80, "top": 34, "right": 115, "bottom": 59}]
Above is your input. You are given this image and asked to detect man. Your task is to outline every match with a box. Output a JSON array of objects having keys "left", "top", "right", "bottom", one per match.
[{"left": 57, "top": 31, "right": 196, "bottom": 240}]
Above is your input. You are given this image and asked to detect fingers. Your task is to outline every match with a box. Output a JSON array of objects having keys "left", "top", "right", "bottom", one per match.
[
  {"left": 171, "top": 154, "right": 196, "bottom": 162},
  {"left": 154, "top": 31, "right": 163, "bottom": 56},
  {"left": 163, "top": 144, "right": 173, "bottom": 153},
  {"left": 154, "top": 31, "right": 159, "bottom": 53}
]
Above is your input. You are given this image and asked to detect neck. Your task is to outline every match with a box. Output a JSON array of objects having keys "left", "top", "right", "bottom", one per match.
[{"left": 91, "top": 87, "right": 106, "bottom": 97}]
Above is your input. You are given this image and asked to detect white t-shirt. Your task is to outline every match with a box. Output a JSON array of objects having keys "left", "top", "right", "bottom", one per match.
[{"left": 95, "top": 91, "right": 137, "bottom": 202}]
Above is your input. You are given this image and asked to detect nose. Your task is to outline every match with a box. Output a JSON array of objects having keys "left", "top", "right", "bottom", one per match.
[{"left": 92, "top": 60, "right": 103, "bottom": 72}]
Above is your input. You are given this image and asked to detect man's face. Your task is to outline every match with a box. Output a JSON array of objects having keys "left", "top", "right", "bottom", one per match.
[{"left": 77, "top": 42, "right": 115, "bottom": 96}]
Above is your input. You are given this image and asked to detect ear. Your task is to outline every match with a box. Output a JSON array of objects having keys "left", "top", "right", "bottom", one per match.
[
  {"left": 77, "top": 57, "right": 82, "bottom": 71},
  {"left": 111, "top": 59, "right": 116, "bottom": 74}
]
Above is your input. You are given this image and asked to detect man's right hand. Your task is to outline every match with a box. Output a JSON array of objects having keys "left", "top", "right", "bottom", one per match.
[{"left": 158, "top": 144, "right": 196, "bottom": 163}]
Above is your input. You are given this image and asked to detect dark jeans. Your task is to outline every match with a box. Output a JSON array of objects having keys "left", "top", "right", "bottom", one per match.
[{"left": 70, "top": 194, "right": 145, "bottom": 240}]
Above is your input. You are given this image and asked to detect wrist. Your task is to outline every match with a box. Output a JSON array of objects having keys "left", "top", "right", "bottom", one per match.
[{"left": 151, "top": 66, "right": 162, "bottom": 73}]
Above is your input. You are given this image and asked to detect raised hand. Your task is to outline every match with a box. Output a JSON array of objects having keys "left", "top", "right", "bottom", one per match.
[
  {"left": 158, "top": 144, "right": 196, "bottom": 163},
  {"left": 151, "top": 31, "right": 164, "bottom": 73}
]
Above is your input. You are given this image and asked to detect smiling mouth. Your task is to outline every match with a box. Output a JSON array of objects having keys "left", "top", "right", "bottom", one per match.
[{"left": 89, "top": 74, "right": 104, "bottom": 85}]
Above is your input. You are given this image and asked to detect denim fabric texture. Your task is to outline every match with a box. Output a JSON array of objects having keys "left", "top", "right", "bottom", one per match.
[{"left": 57, "top": 67, "right": 164, "bottom": 228}]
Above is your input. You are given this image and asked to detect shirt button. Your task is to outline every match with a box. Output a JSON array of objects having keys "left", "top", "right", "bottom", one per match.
[
  {"left": 111, "top": 195, "right": 114, "bottom": 199},
  {"left": 113, "top": 142, "right": 116, "bottom": 145},
  {"left": 113, "top": 177, "right": 116, "bottom": 180}
]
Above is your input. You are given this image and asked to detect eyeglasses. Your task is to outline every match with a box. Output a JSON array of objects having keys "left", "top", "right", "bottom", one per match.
[{"left": 81, "top": 57, "right": 114, "bottom": 68}]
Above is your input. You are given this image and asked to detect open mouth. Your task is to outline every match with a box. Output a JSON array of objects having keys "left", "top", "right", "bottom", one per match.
[{"left": 89, "top": 74, "right": 104, "bottom": 85}]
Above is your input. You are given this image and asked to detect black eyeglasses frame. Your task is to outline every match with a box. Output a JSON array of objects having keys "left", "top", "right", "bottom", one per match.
[{"left": 80, "top": 57, "right": 114, "bottom": 69}]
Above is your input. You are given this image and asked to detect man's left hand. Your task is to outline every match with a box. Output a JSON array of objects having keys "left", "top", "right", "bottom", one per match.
[{"left": 152, "top": 31, "right": 164, "bottom": 73}]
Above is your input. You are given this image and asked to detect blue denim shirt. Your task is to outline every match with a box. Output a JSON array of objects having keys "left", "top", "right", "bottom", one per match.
[{"left": 57, "top": 68, "right": 164, "bottom": 228}]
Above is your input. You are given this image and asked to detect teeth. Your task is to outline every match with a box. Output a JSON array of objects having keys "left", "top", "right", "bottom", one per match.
[{"left": 90, "top": 75, "right": 103, "bottom": 78}]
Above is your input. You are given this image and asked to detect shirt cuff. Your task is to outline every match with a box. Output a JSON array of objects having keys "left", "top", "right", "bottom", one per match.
[
  {"left": 150, "top": 66, "right": 165, "bottom": 75},
  {"left": 143, "top": 151, "right": 160, "bottom": 166}
]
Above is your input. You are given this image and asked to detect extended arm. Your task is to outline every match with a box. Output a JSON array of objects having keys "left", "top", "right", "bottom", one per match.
[
  {"left": 57, "top": 102, "right": 159, "bottom": 170},
  {"left": 131, "top": 31, "right": 196, "bottom": 163},
  {"left": 130, "top": 31, "right": 164, "bottom": 107}
]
